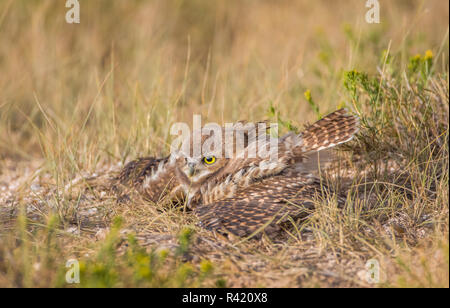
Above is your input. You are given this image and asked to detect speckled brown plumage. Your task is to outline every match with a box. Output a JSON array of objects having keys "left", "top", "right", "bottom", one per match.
[
  {"left": 116, "top": 109, "right": 359, "bottom": 237},
  {"left": 300, "top": 108, "right": 359, "bottom": 153},
  {"left": 118, "top": 156, "right": 183, "bottom": 204},
  {"left": 194, "top": 171, "right": 344, "bottom": 237}
]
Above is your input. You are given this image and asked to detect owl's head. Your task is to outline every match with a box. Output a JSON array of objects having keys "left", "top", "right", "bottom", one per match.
[
  {"left": 180, "top": 151, "right": 228, "bottom": 185},
  {"left": 175, "top": 127, "right": 230, "bottom": 186},
  {"left": 173, "top": 122, "right": 260, "bottom": 186}
]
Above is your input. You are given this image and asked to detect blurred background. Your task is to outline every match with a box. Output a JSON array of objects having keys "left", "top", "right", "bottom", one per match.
[{"left": 0, "top": 0, "right": 448, "bottom": 167}]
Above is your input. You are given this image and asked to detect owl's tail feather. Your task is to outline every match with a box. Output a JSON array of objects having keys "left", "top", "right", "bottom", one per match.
[{"left": 300, "top": 109, "right": 359, "bottom": 153}]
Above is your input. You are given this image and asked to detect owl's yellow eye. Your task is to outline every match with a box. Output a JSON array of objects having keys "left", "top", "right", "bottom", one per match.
[{"left": 203, "top": 156, "right": 216, "bottom": 165}]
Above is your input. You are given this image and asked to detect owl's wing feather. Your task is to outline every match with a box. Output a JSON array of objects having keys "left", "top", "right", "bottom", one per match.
[
  {"left": 194, "top": 173, "right": 339, "bottom": 237},
  {"left": 119, "top": 157, "right": 165, "bottom": 185},
  {"left": 118, "top": 156, "right": 183, "bottom": 203},
  {"left": 299, "top": 108, "right": 359, "bottom": 153}
]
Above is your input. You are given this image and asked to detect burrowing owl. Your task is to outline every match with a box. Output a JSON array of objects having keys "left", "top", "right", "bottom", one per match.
[{"left": 118, "top": 109, "right": 359, "bottom": 237}]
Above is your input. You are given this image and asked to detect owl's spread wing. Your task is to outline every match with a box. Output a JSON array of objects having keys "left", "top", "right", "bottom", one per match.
[
  {"left": 118, "top": 156, "right": 183, "bottom": 203},
  {"left": 194, "top": 173, "right": 340, "bottom": 237},
  {"left": 300, "top": 108, "right": 359, "bottom": 153}
]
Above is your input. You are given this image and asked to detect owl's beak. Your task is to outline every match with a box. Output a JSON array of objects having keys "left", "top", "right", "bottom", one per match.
[{"left": 187, "top": 163, "right": 196, "bottom": 177}]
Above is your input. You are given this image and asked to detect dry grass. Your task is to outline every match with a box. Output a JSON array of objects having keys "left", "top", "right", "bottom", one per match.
[{"left": 0, "top": 0, "right": 448, "bottom": 287}]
